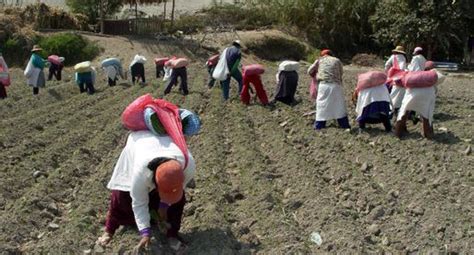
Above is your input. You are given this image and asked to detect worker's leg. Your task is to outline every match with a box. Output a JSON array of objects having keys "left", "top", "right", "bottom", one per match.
[
  {"left": 240, "top": 76, "right": 251, "bottom": 105},
  {"left": 220, "top": 77, "right": 231, "bottom": 100},
  {"left": 166, "top": 194, "right": 186, "bottom": 238},
  {"left": 422, "top": 117, "right": 434, "bottom": 139},
  {"left": 178, "top": 67, "right": 189, "bottom": 95},
  {"left": 164, "top": 70, "right": 179, "bottom": 95},
  {"left": 252, "top": 76, "right": 269, "bottom": 105},
  {"left": 394, "top": 114, "right": 409, "bottom": 138},
  {"left": 337, "top": 116, "right": 351, "bottom": 129},
  {"left": 231, "top": 70, "right": 243, "bottom": 93}
]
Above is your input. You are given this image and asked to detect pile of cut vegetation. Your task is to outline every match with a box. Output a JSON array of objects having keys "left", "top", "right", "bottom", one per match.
[{"left": 241, "top": 30, "right": 310, "bottom": 61}]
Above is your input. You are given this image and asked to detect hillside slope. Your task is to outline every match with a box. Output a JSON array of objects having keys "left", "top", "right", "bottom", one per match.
[{"left": 0, "top": 33, "right": 473, "bottom": 254}]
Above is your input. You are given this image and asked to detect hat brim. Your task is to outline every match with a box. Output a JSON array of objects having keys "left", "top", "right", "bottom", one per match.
[
  {"left": 31, "top": 49, "right": 43, "bottom": 52},
  {"left": 392, "top": 50, "right": 406, "bottom": 54},
  {"left": 159, "top": 186, "right": 184, "bottom": 205}
]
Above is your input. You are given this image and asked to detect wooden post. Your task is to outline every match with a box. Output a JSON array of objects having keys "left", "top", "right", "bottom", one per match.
[
  {"left": 99, "top": 0, "right": 105, "bottom": 34},
  {"left": 171, "top": 0, "right": 175, "bottom": 27}
]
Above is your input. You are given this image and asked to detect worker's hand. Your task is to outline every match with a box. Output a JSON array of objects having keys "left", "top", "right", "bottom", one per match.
[
  {"left": 96, "top": 232, "right": 112, "bottom": 246},
  {"left": 132, "top": 236, "right": 151, "bottom": 254},
  {"left": 351, "top": 90, "right": 358, "bottom": 106}
]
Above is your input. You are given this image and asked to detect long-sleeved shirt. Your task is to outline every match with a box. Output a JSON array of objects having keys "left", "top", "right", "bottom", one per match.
[
  {"left": 225, "top": 46, "right": 241, "bottom": 73},
  {"left": 408, "top": 54, "right": 427, "bottom": 72},
  {"left": 31, "top": 53, "right": 46, "bottom": 69},
  {"left": 316, "top": 56, "right": 343, "bottom": 84},
  {"left": 107, "top": 131, "right": 195, "bottom": 232},
  {"left": 385, "top": 54, "right": 407, "bottom": 72}
]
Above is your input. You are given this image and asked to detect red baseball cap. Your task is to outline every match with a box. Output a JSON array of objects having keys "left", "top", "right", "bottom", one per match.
[
  {"left": 320, "top": 49, "right": 332, "bottom": 57},
  {"left": 155, "top": 160, "right": 184, "bottom": 205}
]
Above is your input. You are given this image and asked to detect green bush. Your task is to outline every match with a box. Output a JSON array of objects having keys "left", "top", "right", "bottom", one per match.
[
  {"left": 3, "top": 37, "right": 39, "bottom": 66},
  {"left": 306, "top": 49, "right": 321, "bottom": 64},
  {"left": 38, "top": 33, "right": 102, "bottom": 65}
]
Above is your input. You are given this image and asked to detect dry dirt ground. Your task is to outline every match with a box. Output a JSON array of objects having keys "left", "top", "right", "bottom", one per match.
[{"left": 0, "top": 33, "right": 473, "bottom": 254}]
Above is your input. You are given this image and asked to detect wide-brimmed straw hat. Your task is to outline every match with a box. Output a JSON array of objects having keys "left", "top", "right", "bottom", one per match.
[
  {"left": 392, "top": 46, "right": 406, "bottom": 54},
  {"left": 31, "top": 45, "right": 43, "bottom": 52}
]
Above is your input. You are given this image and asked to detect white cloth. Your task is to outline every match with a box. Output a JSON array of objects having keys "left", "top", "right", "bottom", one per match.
[
  {"left": 212, "top": 48, "right": 229, "bottom": 81},
  {"left": 24, "top": 57, "right": 41, "bottom": 87},
  {"left": 390, "top": 85, "right": 406, "bottom": 109},
  {"left": 397, "top": 71, "right": 445, "bottom": 125},
  {"left": 107, "top": 131, "right": 196, "bottom": 231},
  {"left": 385, "top": 54, "right": 407, "bottom": 72},
  {"left": 356, "top": 84, "right": 391, "bottom": 119},
  {"left": 163, "top": 66, "right": 173, "bottom": 81},
  {"left": 130, "top": 54, "right": 147, "bottom": 67},
  {"left": 315, "top": 82, "right": 348, "bottom": 121},
  {"left": 104, "top": 65, "right": 118, "bottom": 80},
  {"left": 408, "top": 55, "right": 427, "bottom": 71}
]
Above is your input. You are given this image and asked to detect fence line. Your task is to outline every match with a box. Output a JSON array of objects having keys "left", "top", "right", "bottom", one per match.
[{"left": 103, "top": 18, "right": 162, "bottom": 35}]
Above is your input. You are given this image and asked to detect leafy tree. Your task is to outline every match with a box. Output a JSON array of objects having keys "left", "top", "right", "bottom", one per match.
[
  {"left": 370, "top": 0, "right": 474, "bottom": 62},
  {"left": 66, "top": 0, "right": 123, "bottom": 23},
  {"left": 241, "top": 0, "right": 378, "bottom": 56}
]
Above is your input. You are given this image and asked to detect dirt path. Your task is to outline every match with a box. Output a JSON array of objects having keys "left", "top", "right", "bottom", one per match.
[{"left": 0, "top": 33, "right": 473, "bottom": 254}]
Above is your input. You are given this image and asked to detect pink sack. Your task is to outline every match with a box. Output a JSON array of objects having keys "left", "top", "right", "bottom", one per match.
[
  {"left": 166, "top": 58, "right": 189, "bottom": 68},
  {"left": 356, "top": 71, "right": 387, "bottom": 92},
  {"left": 146, "top": 99, "right": 189, "bottom": 168},
  {"left": 243, "top": 64, "right": 265, "bottom": 76},
  {"left": 121, "top": 94, "right": 154, "bottom": 131},
  {"left": 0, "top": 70, "right": 10, "bottom": 87},
  {"left": 309, "top": 76, "right": 317, "bottom": 100},
  {"left": 48, "top": 55, "right": 62, "bottom": 65},
  {"left": 403, "top": 70, "right": 438, "bottom": 88},
  {"left": 207, "top": 54, "right": 219, "bottom": 66},
  {"left": 154, "top": 57, "right": 170, "bottom": 66}
]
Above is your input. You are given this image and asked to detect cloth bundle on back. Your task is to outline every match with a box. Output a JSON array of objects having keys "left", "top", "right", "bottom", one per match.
[
  {"left": 240, "top": 64, "right": 269, "bottom": 105},
  {"left": 354, "top": 71, "right": 392, "bottom": 132},
  {"left": 101, "top": 58, "right": 124, "bottom": 87},
  {"left": 74, "top": 61, "right": 96, "bottom": 95},
  {"left": 47, "top": 55, "right": 65, "bottom": 81},
  {"left": 130, "top": 54, "right": 147, "bottom": 84},
  {"left": 0, "top": 53, "right": 10, "bottom": 99},
  {"left": 395, "top": 70, "right": 445, "bottom": 139},
  {"left": 97, "top": 95, "right": 198, "bottom": 252},
  {"left": 121, "top": 94, "right": 201, "bottom": 138},
  {"left": 273, "top": 60, "right": 300, "bottom": 105},
  {"left": 163, "top": 57, "right": 190, "bottom": 96}
]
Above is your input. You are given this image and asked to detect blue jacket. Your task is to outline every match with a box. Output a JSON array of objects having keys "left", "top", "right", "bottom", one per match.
[{"left": 225, "top": 46, "right": 241, "bottom": 72}]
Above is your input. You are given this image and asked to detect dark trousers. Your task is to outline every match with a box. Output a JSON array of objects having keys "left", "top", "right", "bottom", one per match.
[
  {"left": 164, "top": 67, "right": 188, "bottom": 95},
  {"left": 33, "top": 87, "right": 39, "bottom": 95},
  {"left": 156, "top": 64, "right": 165, "bottom": 78},
  {"left": 78, "top": 82, "right": 95, "bottom": 95},
  {"left": 108, "top": 78, "right": 117, "bottom": 87},
  {"left": 0, "top": 83, "right": 6, "bottom": 99},
  {"left": 131, "top": 63, "right": 145, "bottom": 84},
  {"left": 359, "top": 115, "right": 392, "bottom": 132},
  {"left": 220, "top": 69, "right": 242, "bottom": 100},
  {"left": 314, "top": 116, "right": 351, "bottom": 130},
  {"left": 105, "top": 190, "right": 185, "bottom": 238},
  {"left": 207, "top": 66, "right": 216, "bottom": 88},
  {"left": 48, "top": 65, "right": 62, "bottom": 81}
]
